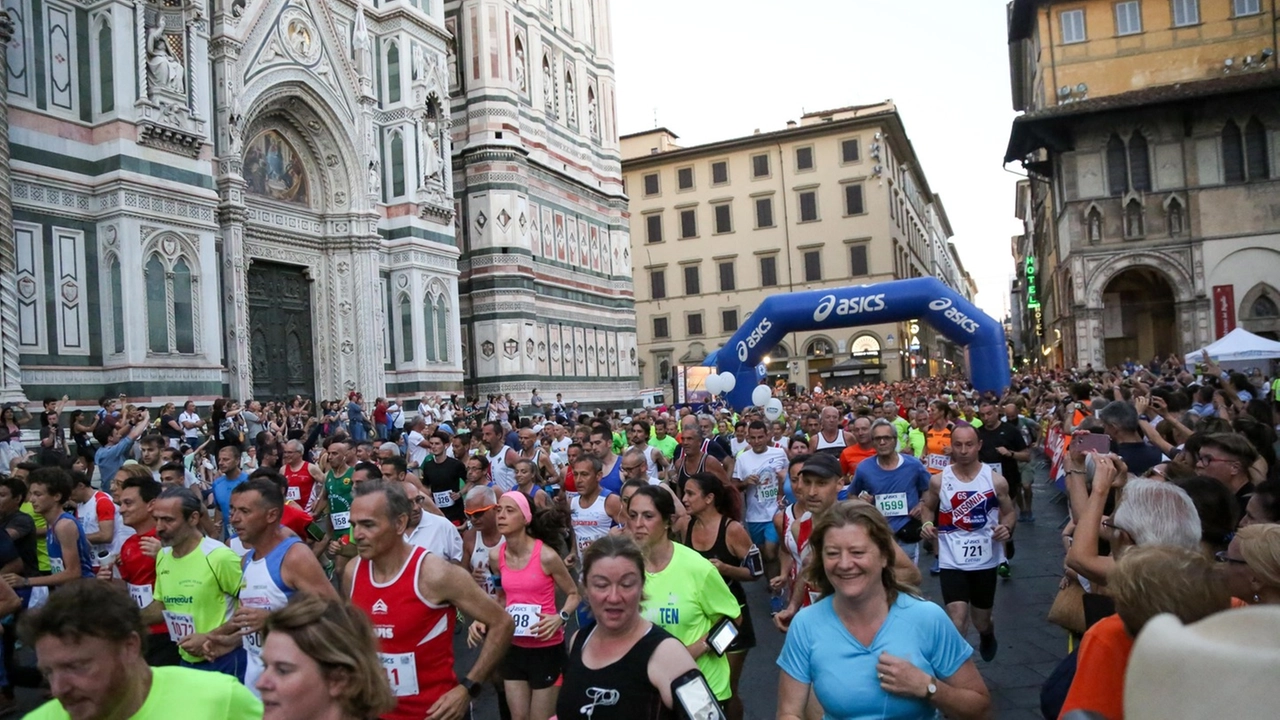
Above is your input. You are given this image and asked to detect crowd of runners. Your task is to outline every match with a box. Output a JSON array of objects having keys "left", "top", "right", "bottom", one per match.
[{"left": 1, "top": 353, "right": 1279, "bottom": 720}]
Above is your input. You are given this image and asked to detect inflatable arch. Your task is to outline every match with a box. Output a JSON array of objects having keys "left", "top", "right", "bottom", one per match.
[{"left": 704, "top": 277, "right": 1011, "bottom": 409}]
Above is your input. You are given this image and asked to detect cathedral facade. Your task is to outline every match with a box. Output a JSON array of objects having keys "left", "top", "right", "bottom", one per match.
[{"left": 0, "top": 0, "right": 634, "bottom": 407}]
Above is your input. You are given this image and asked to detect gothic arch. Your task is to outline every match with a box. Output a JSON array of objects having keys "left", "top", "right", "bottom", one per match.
[
  {"left": 1239, "top": 282, "right": 1280, "bottom": 338},
  {"left": 1083, "top": 251, "right": 1195, "bottom": 307}
]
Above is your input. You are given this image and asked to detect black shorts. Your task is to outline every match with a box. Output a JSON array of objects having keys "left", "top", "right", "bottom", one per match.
[
  {"left": 1004, "top": 469, "right": 1023, "bottom": 495},
  {"left": 726, "top": 601, "right": 756, "bottom": 653},
  {"left": 143, "top": 632, "right": 182, "bottom": 667},
  {"left": 501, "top": 643, "right": 565, "bottom": 690},
  {"left": 938, "top": 568, "right": 999, "bottom": 610}
]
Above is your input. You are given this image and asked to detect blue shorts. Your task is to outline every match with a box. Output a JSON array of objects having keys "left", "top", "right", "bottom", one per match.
[{"left": 747, "top": 521, "right": 779, "bottom": 546}]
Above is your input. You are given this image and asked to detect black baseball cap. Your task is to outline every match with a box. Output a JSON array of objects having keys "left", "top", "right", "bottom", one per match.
[{"left": 799, "top": 454, "right": 843, "bottom": 480}]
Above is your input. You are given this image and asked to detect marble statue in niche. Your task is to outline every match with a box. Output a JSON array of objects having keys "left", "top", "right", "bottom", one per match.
[{"left": 147, "top": 15, "right": 185, "bottom": 96}]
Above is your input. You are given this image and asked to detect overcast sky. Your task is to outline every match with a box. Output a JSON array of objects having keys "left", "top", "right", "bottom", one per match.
[{"left": 613, "top": 0, "right": 1023, "bottom": 320}]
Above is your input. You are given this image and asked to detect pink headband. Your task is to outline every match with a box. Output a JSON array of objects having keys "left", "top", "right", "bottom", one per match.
[{"left": 503, "top": 490, "right": 533, "bottom": 524}]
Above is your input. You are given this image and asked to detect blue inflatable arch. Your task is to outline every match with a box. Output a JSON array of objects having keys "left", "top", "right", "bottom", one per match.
[{"left": 704, "top": 277, "right": 1011, "bottom": 409}]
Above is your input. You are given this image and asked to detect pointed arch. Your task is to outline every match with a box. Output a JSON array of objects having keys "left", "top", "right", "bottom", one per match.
[
  {"left": 386, "top": 40, "right": 401, "bottom": 104},
  {"left": 1128, "top": 132, "right": 1150, "bottom": 192},
  {"left": 173, "top": 257, "right": 194, "bottom": 353},
  {"left": 435, "top": 295, "right": 450, "bottom": 362},
  {"left": 1163, "top": 194, "right": 1186, "bottom": 236},
  {"left": 541, "top": 54, "right": 555, "bottom": 117},
  {"left": 423, "top": 288, "right": 437, "bottom": 362},
  {"left": 145, "top": 254, "right": 167, "bottom": 353},
  {"left": 1245, "top": 116, "right": 1269, "bottom": 180},
  {"left": 1106, "top": 133, "right": 1128, "bottom": 196},
  {"left": 1123, "top": 197, "right": 1144, "bottom": 238},
  {"left": 106, "top": 252, "right": 124, "bottom": 354},
  {"left": 1223, "top": 120, "right": 1245, "bottom": 183},
  {"left": 389, "top": 129, "right": 405, "bottom": 197},
  {"left": 94, "top": 14, "right": 113, "bottom": 114},
  {"left": 398, "top": 293, "right": 414, "bottom": 364},
  {"left": 1084, "top": 203, "right": 1104, "bottom": 244}
]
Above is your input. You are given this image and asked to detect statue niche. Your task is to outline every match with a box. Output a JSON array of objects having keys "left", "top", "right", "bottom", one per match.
[{"left": 146, "top": 11, "right": 186, "bottom": 98}]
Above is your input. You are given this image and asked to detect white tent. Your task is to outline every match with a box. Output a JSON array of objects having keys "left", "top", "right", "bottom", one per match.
[{"left": 1184, "top": 327, "right": 1280, "bottom": 364}]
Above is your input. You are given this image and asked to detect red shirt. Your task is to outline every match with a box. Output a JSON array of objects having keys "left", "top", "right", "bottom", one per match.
[
  {"left": 116, "top": 528, "right": 166, "bottom": 635},
  {"left": 282, "top": 502, "right": 313, "bottom": 539}
]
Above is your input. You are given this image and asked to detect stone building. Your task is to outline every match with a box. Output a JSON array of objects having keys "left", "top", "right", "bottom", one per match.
[{"left": 1005, "top": 0, "right": 1280, "bottom": 369}]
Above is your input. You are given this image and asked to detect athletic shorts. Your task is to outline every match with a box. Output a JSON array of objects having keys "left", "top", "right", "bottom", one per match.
[
  {"left": 938, "top": 568, "right": 999, "bottom": 610},
  {"left": 501, "top": 643, "right": 565, "bottom": 690},
  {"left": 726, "top": 600, "right": 756, "bottom": 652},
  {"left": 143, "top": 633, "right": 182, "bottom": 667},
  {"left": 746, "top": 521, "right": 778, "bottom": 546}
]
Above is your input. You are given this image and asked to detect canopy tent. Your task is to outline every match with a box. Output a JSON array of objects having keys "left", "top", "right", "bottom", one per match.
[{"left": 1184, "top": 327, "right": 1280, "bottom": 364}]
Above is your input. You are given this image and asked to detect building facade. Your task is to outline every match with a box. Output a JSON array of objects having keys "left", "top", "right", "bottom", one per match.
[
  {"left": 0, "top": 0, "right": 465, "bottom": 405},
  {"left": 622, "top": 102, "right": 973, "bottom": 393},
  {"left": 445, "top": 0, "right": 639, "bottom": 403},
  {"left": 1006, "top": 0, "right": 1280, "bottom": 370}
]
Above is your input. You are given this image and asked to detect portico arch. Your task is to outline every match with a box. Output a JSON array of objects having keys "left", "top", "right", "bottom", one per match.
[{"left": 1076, "top": 250, "right": 1203, "bottom": 368}]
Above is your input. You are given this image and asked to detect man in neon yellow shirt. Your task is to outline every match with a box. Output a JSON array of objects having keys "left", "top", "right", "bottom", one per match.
[
  {"left": 147, "top": 486, "right": 246, "bottom": 680},
  {"left": 649, "top": 417, "right": 679, "bottom": 461},
  {"left": 21, "top": 579, "right": 260, "bottom": 720}
]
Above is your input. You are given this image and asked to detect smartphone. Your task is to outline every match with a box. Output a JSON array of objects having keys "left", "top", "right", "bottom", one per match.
[
  {"left": 706, "top": 616, "right": 739, "bottom": 657},
  {"left": 743, "top": 545, "right": 764, "bottom": 578},
  {"left": 672, "top": 670, "right": 726, "bottom": 720},
  {"left": 1075, "top": 433, "right": 1111, "bottom": 454}
]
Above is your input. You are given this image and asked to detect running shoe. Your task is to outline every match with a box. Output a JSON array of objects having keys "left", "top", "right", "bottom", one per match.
[
  {"left": 979, "top": 631, "right": 998, "bottom": 661},
  {"left": 997, "top": 561, "right": 1011, "bottom": 579},
  {"left": 769, "top": 593, "right": 785, "bottom": 616}
]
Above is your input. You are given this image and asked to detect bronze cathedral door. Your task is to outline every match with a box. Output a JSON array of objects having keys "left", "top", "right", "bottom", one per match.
[{"left": 247, "top": 262, "right": 316, "bottom": 400}]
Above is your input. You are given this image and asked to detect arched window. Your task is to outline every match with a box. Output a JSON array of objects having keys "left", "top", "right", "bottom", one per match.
[
  {"left": 390, "top": 131, "right": 405, "bottom": 197},
  {"left": 1245, "top": 117, "right": 1269, "bottom": 180},
  {"left": 1128, "top": 133, "right": 1150, "bottom": 192},
  {"left": 109, "top": 256, "right": 124, "bottom": 354},
  {"left": 386, "top": 41, "right": 401, "bottom": 104},
  {"left": 435, "top": 296, "right": 449, "bottom": 362},
  {"left": 1106, "top": 133, "right": 1128, "bottom": 196},
  {"left": 806, "top": 338, "right": 833, "bottom": 357},
  {"left": 97, "top": 19, "right": 113, "bottom": 114},
  {"left": 399, "top": 295, "right": 414, "bottom": 363},
  {"left": 423, "top": 293, "right": 437, "bottom": 361},
  {"left": 1253, "top": 295, "right": 1279, "bottom": 318},
  {"left": 1223, "top": 120, "right": 1245, "bottom": 183},
  {"left": 145, "top": 254, "right": 168, "bottom": 353},
  {"left": 172, "top": 258, "right": 194, "bottom": 353},
  {"left": 850, "top": 334, "right": 882, "bottom": 355}
]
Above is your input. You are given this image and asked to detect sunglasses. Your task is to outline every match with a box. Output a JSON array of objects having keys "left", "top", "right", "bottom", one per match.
[{"left": 465, "top": 504, "right": 495, "bottom": 517}]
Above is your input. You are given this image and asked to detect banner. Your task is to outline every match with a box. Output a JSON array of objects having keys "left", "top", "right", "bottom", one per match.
[{"left": 1213, "top": 285, "right": 1236, "bottom": 340}]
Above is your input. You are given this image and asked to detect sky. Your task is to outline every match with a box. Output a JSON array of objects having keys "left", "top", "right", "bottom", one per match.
[{"left": 612, "top": 0, "right": 1024, "bottom": 320}]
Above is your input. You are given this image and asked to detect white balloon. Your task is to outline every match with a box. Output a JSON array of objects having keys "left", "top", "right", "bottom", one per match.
[
  {"left": 704, "top": 373, "right": 722, "bottom": 396},
  {"left": 719, "top": 372, "right": 737, "bottom": 393},
  {"left": 764, "top": 398, "right": 784, "bottom": 421},
  {"left": 751, "top": 385, "right": 772, "bottom": 407}
]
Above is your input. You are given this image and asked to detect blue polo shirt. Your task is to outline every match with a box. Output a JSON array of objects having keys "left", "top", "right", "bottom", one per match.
[{"left": 210, "top": 472, "right": 248, "bottom": 540}]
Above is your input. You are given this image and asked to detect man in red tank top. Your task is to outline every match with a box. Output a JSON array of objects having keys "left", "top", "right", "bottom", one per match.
[
  {"left": 281, "top": 440, "right": 323, "bottom": 512},
  {"left": 344, "top": 480, "right": 513, "bottom": 720}
]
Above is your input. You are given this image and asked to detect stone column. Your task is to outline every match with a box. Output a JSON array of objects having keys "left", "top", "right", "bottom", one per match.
[{"left": 0, "top": 14, "right": 27, "bottom": 403}]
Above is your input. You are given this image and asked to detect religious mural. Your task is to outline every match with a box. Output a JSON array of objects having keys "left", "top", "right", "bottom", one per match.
[{"left": 243, "top": 130, "right": 309, "bottom": 205}]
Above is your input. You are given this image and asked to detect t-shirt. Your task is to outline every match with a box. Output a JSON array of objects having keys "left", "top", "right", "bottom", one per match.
[
  {"left": 0, "top": 509, "right": 38, "bottom": 575},
  {"left": 649, "top": 435, "right": 678, "bottom": 461},
  {"left": 25, "top": 665, "right": 262, "bottom": 720},
  {"left": 851, "top": 455, "right": 931, "bottom": 532},
  {"left": 281, "top": 502, "right": 314, "bottom": 540},
  {"left": 406, "top": 430, "right": 429, "bottom": 468},
  {"left": 838, "top": 444, "right": 877, "bottom": 477},
  {"left": 405, "top": 511, "right": 464, "bottom": 562},
  {"left": 20, "top": 502, "right": 49, "bottom": 572},
  {"left": 733, "top": 446, "right": 789, "bottom": 524},
  {"left": 778, "top": 594, "right": 972, "bottom": 720},
  {"left": 976, "top": 419, "right": 1028, "bottom": 480},
  {"left": 117, "top": 528, "right": 167, "bottom": 635},
  {"left": 153, "top": 537, "right": 243, "bottom": 663},
  {"left": 420, "top": 456, "right": 468, "bottom": 523},
  {"left": 640, "top": 543, "right": 741, "bottom": 701},
  {"left": 76, "top": 490, "right": 118, "bottom": 560},
  {"left": 211, "top": 472, "right": 248, "bottom": 540},
  {"left": 1113, "top": 441, "right": 1165, "bottom": 477},
  {"left": 1060, "top": 614, "right": 1132, "bottom": 720}
]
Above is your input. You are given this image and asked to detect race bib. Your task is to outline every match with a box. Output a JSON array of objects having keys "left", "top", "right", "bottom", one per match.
[
  {"left": 874, "top": 492, "right": 909, "bottom": 518},
  {"left": 379, "top": 652, "right": 420, "bottom": 697},
  {"left": 50, "top": 558, "right": 65, "bottom": 574},
  {"left": 946, "top": 535, "right": 992, "bottom": 566},
  {"left": 926, "top": 454, "right": 950, "bottom": 470},
  {"left": 285, "top": 485, "right": 301, "bottom": 502},
  {"left": 759, "top": 482, "right": 778, "bottom": 503},
  {"left": 330, "top": 512, "right": 351, "bottom": 531},
  {"left": 433, "top": 491, "right": 455, "bottom": 508},
  {"left": 984, "top": 463, "right": 1003, "bottom": 477},
  {"left": 163, "top": 611, "right": 196, "bottom": 642},
  {"left": 507, "top": 603, "right": 542, "bottom": 637},
  {"left": 127, "top": 583, "right": 153, "bottom": 609}
]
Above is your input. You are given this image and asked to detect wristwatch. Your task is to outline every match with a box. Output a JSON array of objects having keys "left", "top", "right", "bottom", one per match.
[
  {"left": 924, "top": 677, "right": 938, "bottom": 700},
  {"left": 460, "top": 678, "right": 483, "bottom": 698},
  {"left": 559, "top": 610, "right": 571, "bottom": 622}
]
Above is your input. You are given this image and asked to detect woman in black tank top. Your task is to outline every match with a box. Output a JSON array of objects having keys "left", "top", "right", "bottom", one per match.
[
  {"left": 675, "top": 473, "right": 758, "bottom": 720},
  {"left": 558, "top": 535, "right": 709, "bottom": 720}
]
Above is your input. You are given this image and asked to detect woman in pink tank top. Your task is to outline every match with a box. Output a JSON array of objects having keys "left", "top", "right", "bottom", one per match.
[{"left": 468, "top": 491, "right": 579, "bottom": 720}]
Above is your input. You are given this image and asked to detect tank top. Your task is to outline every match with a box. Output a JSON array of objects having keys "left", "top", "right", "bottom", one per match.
[
  {"left": 924, "top": 425, "right": 954, "bottom": 475},
  {"left": 240, "top": 536, "right": 300, "bottom": 694},
  {"left": 557, "top": 623, "right": 677, "bottom": 720},
  {"left": 813, "top": 429, "right": 847, "bottom": 458},
  {"left": 676, "top": 443, "right": 709, "bottom": 495},
  {"left": 633, "top": 445, "right": 660, "bottom": 484},
  {"left": 600, "top": 456, "right": 623, "bottom": 495},
  {"left": 783, "top": 508, "right": 818, "bottom": 607},
  {"left": 682, "top": 516, "right": 746, "bottom": 606},
  {"left": 572, "top": 491, "right": 614, "bottom": 558},
  {"left": 488, "top": 448, "right": 517, "bottom": 492},
  {"left": 499, "top": 539, "right": 562, "bottom": 648},
  {"left": 470, "top": 532, "right": 505, "bottom": 598},
  {"left": 46, "top": 512, "right": 94, "bottom": 579},
  {"left": 350, "top": 546, "right": 456, "bottom": 720},
  {"left": 936, "top": 464, "right": 1003, "bottom": 571},
  {"left": 325, "top": 467, "right": 355, "bottom": 532},
  {"left": 283, "top": 462, "right": 316, "bottom": 509}
]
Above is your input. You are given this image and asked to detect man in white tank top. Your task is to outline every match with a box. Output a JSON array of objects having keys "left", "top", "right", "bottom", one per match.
[
  {"left": 812, "top": 406, "right": 854, "bottom": 459},
  {"left": 626, "top": 420, "right": 668, "bottom": 483},
  {"left": 482, "top": 421, "right": 519, "bottom": 492},
  {"left": 568, "top": 456, "right": 622, "bottom": 564},
  {"left": 203, "top": 476, "right": 338, "bottom": 694},
  {"left": 920, "top": 424, "right": 1017, "bottom": 662},
  {"left": 461, "top": 485, "right": 505, "bottom": 598}
]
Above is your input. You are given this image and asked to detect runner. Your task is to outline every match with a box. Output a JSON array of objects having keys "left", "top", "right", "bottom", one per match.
[
  {"left": 106, "top": 473, "right": 180, "bottom": 667},
  {"left": 281, "top": 439, "right": 323, "bottom": 513},
  {"left": 344, "top": 480, "right": 514, "bottom": 720},
  {"left": 974, "top": 399, "right": 1030, "bottom": 578},
  {"left": 674, "top": 416, "right": 729, "bottom": 495},
  {"left": 837, "top": 416, "right": 877, "bottom": 478},
  {"left": 626, "top": 420, "right": 668, "bottom": 484},
  {"left": 421, "top": 431, "right": 468, "bottom": 524},
  {"left": 512, "top": 459, "right": 551, "bottom": 510},
  {"left": 401, "top": 481, "right": 464, "bottom": 562},
  {"left": 569, "top": 456, "right": 622, "bottom": 562},
  {"left": 69, "top": 470, "right": 118, "bottom": 569},
  {"left": 148, "top": 486, "right": 246, "bottom": 679},
  {"left": 923, "top": 401, "right": 955, "bottom": 476},
  {"left": 206, "top": 477, "right": 338, "bottom": 694},
  {"left": 649, "top": 417, "right": 678, "bottom": 461},
  {"left": 315, "top": 439, "right": 356, "bottom": 570},
  {"left": 811, "top": 406, "right": 854, "bottom": 460},
  {"left": 589, "top": 424, "right": 625, "bottom": 494},
  {"left": 516, "top": 427, "right": 559, "bottom": 484},
  {"left": 482, "top": 421, "right": 520, "bottom": 492},
  {"left": 211, "top": 445, "right": 250, "bottom": 541},
  {"left": 2, "top": 467, "right": 94, "bottom": 597},
  {"left": 920, "top": 424, "right": 1018, "bottom": 662},
  {"left": 459, "top": 485, "right": 510, "bottom": 720},
  {"left": 852, "top": 419, "right": 931, "bottom": 563},
  {"left": 731, "top": 421, "right": 787, "bottom": 591},
  {"left": 21, "top": 580, "right": 261, "bottom": 720}
]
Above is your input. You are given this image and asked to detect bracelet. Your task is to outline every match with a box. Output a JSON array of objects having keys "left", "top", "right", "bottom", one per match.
[
  {"left": 1066, "top": 470, "right": 1086, "bottom": 475},
  {"left": 921, "top": 521, "right": 934, "bottom": 529}
]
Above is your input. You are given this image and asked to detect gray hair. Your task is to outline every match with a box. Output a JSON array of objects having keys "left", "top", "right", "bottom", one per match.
[
  {"left": 465, "top": 484, "right": 497, "bottom": 506},
  {"left": 379, "top": 442, "right": 400, "bottom": 457},
  {"left": 870, "top": 418, "right": 898, "bottom": 440},
  {"left": 1112, "top": 478, "right": 1202, "bottom": 552},
  {"left": 158, "top": 485, "right": 204, "bottom": 524},
  {"left": 286, "top": 439, "right": 305, "bottom": 454},
  {"left": 1097, "top": 401, "right": 1139, "bottom": 433},
  {"left": 353, "top": 479, "right": 413, "bottom": 524},
  {"left": 622, "top": 447, "right": 649, "bottom": 466}
]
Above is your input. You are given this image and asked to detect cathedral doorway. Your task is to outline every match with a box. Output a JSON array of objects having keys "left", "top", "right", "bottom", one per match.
[
  {"left": 1102, "top": 267, "right": 1176, "bottom": 367},
  {"left": 248, "top": 262, "right": 316, "bottom": 401}
]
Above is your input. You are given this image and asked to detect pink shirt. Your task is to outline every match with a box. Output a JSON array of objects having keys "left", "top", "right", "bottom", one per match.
[{"left": 499, "top": 539, "right": 562, "bottom": 648}]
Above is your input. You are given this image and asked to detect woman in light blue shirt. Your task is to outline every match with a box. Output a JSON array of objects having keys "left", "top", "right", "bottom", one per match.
[{"left": 777, "top": 501, "right": 990, "bottom": 720}]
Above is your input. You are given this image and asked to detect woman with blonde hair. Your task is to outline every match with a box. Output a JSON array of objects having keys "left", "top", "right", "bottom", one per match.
[
  {"left": 1222, "top": 523, "right": 1280, "bottom": 605},
  {"left": 256, "top": 592, "right": 395, "bottom": 720}
]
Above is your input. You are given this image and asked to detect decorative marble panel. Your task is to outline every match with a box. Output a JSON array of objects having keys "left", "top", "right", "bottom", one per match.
[
  {"left": 13, "top": 222, "right": 45, "bottom": 353},
  {"left": 52, "top": 227, "right": 89, "bottom": 356}
]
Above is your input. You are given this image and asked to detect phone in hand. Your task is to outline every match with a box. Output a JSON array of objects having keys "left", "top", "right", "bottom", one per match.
[
  {"left": 1075, "top": 433, "right": 1111, "bottom": 455},
  {"left": 706, "top": 616, "right": 739, "bottom": 656}
]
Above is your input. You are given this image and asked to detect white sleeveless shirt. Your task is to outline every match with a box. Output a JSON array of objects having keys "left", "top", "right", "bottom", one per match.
[{"left": 936, "top": 464, "right": 1004, "bottom": 571}]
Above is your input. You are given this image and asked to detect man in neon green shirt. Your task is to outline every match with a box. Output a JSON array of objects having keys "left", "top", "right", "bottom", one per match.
[
  {"left": 21, "top": 578, "right": 260, "bottom": 720},
  {"left": 649, "top": 417, "right": 679, "bottom": 461},
  {"left": 147, "top": 486, "right": 245, "bottom": 679}
]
